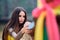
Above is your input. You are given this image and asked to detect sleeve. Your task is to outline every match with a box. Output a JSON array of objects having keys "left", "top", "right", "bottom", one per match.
[{"left": 8, "top": 28, "right": 24, "bottom": 40}]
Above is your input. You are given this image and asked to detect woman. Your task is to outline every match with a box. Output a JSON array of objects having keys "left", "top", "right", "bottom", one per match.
[{"left": 2, "top": 7, "right": 33, "bottom": 40}]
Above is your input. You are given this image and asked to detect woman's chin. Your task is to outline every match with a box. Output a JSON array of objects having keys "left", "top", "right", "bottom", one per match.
[{"left": 19, "top": 22, "right": 23, "bottom": 24}]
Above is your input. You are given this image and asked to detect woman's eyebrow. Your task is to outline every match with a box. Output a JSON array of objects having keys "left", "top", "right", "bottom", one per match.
[
  {"left": 19, "top": 15, "right": 25, "bottom": 17},
  {"left": 19, "top": 15, "right": 21, "bottom": 16}
]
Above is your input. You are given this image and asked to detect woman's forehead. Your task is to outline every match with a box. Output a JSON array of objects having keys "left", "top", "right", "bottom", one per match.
[{"left": 19, "top": 11, "right": 25, "bottom": 16}]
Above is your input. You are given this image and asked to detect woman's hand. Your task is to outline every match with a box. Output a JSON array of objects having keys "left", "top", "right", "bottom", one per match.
[
  {"left": 21, "top": 22, "right": 32, "bottom": 34},
  {"left": 21, "top": 26, "right": 32, "bottom": 34}
]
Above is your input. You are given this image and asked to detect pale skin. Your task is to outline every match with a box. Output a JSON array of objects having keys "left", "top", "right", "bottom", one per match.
[{"left": 19, "top": 11, "right": 32, "bottom": 34}]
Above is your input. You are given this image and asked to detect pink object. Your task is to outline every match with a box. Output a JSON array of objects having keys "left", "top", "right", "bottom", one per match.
[
  {"left": 46, "top": 12, "right": 54, "bottom": 40},
  {"left": 32, "top": 7, "right": 46, "bottom": 18},
  {"left": 41, "top": 0, "right": 59, "bottom": 40},
  {"left": 46, "top": 4, "right": 59, "bottom": 40},
  {"left": 42, "top": 0, "right": 60, "bottom": 8},
  {"left": 32, "top": 7, "right": 41, "bottom": 18},
  {"left": 46, "top": 6, "right": 54, "bottom": 40}
]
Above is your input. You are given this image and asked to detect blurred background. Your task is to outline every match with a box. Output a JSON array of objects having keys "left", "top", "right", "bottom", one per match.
[{"left": 0, "top": 0, "right": 37, "bottom": 40}]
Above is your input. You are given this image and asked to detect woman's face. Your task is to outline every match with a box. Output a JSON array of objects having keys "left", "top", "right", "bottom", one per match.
[{"left": 19, "top": 11, "right": 25, "bottom": 24}]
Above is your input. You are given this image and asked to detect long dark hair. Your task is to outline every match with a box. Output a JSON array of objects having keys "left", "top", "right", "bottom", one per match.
[{"left": 2, "top": 7, "right": 27, "bottom": 40}]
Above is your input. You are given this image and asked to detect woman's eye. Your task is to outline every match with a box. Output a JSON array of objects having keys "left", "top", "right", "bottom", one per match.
[
  {"left": 23, "top": 16, "right": 25, "bottom": 17},
  {"left": 19, "top": 15, "right": 21, "bottom": 17}
]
